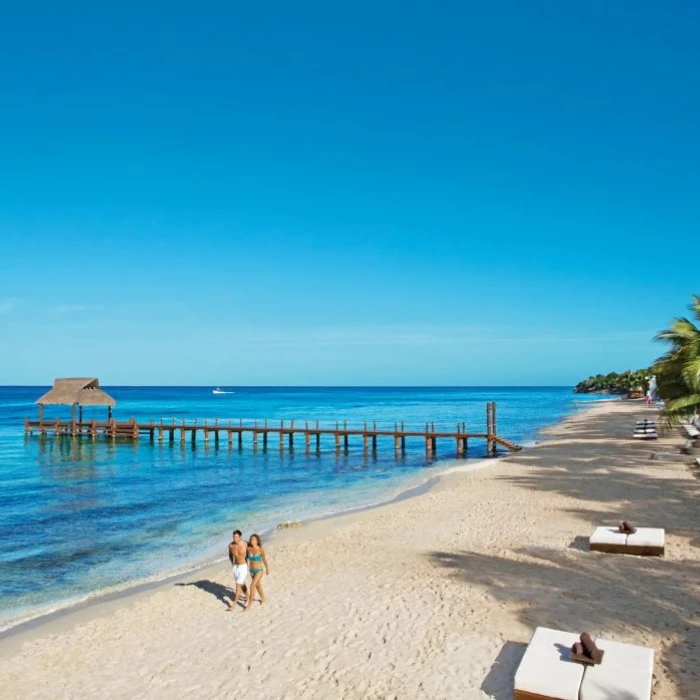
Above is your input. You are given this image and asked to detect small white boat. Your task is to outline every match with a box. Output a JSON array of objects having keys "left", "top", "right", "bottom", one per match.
[{"left": 212, "top": 387, "right": 226, "bottom": 395}]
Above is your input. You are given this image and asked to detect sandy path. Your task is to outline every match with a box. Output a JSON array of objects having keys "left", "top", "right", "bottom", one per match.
[{"left": 1, "top": 400, "right": 698, "bottom": 699}]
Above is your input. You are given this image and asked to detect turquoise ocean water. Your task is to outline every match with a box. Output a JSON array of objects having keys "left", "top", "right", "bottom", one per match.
[{"left": 0, "top": 386, "right": 605, "bottom": 630}]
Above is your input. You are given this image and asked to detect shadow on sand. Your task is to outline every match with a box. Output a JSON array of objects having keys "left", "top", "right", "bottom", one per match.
[
  {"left": 479, "top": 640, "right": 527, "bottom": 700},
  {"left": 431, "top": 403, "right": 700, "bottom": 697},
  {"left": 175, "top": 580, "right": 235, "bottom": 609}
]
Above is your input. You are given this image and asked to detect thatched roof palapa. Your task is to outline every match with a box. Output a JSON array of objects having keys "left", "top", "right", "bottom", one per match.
[{"left": 36, "top": 378, "right": 116, "bottom": 406}]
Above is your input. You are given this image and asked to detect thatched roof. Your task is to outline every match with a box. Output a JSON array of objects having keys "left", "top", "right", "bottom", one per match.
[{"left": 36, "top": 378, "right": 116, "bottom": 406}]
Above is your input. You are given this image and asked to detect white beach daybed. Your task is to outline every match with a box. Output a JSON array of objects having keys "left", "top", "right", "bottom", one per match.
[
  {"left": 579, "top": 637, "right": 654, "bottom": 700},
  {"left": 681, "top": 422, "right": 700, "bottom": 439},
  {"left": 514, "top": 626, "right": 653, "bottom": 700},
  {"left": 632, "top": 423, "right": 657, "bottom": 440},
  {"left": 589, "top": 526, "right": 665, "bottom": 556}
]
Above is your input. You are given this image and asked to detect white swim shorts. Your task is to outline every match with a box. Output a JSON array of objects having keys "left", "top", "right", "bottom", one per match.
[{"left": 232, "top": 563, "right": 248, "bottom": 585}]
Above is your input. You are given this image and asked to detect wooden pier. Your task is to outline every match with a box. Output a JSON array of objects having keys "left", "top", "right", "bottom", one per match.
[{"left": 25, "top": 402, "right": 521, "bottom": 457}]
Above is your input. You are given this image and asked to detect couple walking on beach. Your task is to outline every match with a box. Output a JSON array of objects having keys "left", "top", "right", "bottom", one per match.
[{"left": 227, "top": 529, "right": 270, "bottom": 612}]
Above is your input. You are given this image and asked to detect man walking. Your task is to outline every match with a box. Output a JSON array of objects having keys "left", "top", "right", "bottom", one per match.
[{"left": 227, "top": 529, "right": 248, "bottom": 611}]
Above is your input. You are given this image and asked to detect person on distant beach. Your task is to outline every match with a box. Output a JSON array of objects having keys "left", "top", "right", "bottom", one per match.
[
  {"left": 244, "top": 533, "right": 270, "bottom": 611},
  {"left": 227, "top": 529, "right": 248, "bottom": 611}
]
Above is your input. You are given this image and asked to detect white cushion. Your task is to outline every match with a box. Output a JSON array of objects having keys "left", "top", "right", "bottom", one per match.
[
  {"left": 626, "top": 527, "right": 664, "bottom": 549},
  {"left": 514, "top": 627, "right": 584, "bottom": 700},
  {"left": 580, "top": 637, "right": 653, "bottom": 700},
  {"left": 590, "top": 527, "right": 627, "bottom": 547}
]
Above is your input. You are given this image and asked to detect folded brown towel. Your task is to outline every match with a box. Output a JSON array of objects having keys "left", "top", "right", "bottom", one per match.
[
  {"left": 580, "top": 632, "right": 603, "bottom": 663},
  {"left": 618, "top": 520, "right": 637, "bottom": 534}
]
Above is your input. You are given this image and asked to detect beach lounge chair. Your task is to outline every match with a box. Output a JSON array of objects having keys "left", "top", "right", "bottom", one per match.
[
  {"left": 632, "top": 432, "right": 657, "bottom": 440},
  {"left": 514, "top": 627, "right": 653, "bottom": 700},
  {"left": 681, "top": 422, "right": 700, "bottom": 439},
  {"left": 514, "top": 627, "right": 584, "bottom": 700},
  {"left": 579, "top": 637, "right": 654, "bottom": 700},
  {"left": 589, "top": 526, "right": 664, "bottom": 556},
  {"left": 632, "top": 423, "right": 657, "bottom": 439}
]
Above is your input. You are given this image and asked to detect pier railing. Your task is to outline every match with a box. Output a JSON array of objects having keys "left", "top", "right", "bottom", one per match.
[{"left": 25, "top": 402, "right": 521, "bottom": 456}]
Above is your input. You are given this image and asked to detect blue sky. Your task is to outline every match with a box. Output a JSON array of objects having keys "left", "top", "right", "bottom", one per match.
[{"left": 1, "top": 1, "right": 698, "bottom": 385}]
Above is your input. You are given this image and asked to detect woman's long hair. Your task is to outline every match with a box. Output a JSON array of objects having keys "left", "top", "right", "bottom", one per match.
[{"left": 249, "top": 533, "right": 262, "bottom": 547}]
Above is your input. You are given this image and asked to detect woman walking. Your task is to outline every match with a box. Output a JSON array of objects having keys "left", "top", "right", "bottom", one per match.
[{"left": 245, "top": 533, "right": 270, "bottom": 610}]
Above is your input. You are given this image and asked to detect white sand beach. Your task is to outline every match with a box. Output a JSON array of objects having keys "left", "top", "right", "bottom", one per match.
[{"left": 1, "top": 400, "right": 698, "bottom": 699}]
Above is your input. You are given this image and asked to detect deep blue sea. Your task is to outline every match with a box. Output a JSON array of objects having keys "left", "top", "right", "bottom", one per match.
[{"left": 0, "top": 386, "right": 605, "bottom": 630}]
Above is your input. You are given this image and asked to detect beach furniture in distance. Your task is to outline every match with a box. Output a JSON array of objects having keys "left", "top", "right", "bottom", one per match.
[
  {"left": 513, "top": 626, "right": 653, "bottom": 700},
  {"left": 589, "top": 526, "right": 665, "bottom": 556},
  {"left": 680, "top": 420, "right": 700, "bottom": 439},
  {"left": 633, "top": 419, "right": 657, "bottom": 440}
]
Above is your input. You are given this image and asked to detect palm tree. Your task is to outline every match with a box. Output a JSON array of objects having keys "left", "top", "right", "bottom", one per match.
[{"left": 653, "top": 295, "right": 700, "bottom": 423}]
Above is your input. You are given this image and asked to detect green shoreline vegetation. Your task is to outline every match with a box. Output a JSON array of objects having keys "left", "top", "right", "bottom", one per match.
[
  {"left": 652, "top": 294, "right": 700, "bottom": 424},
  {"left": 575, "top": 294, "right": 700, "bottom": 424},
  {"left": 573, "top": 370, "right": 650, "bottom": 396}
]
